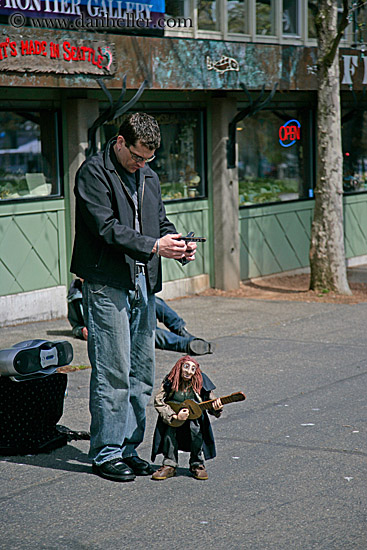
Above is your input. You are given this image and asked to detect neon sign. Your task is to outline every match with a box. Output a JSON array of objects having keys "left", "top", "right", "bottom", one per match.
[{"left": 279, "top": 119, "right": 301, "bottom": 147}]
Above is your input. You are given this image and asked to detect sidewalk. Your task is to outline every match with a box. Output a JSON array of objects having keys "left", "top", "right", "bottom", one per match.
[{"left": 1, "top": 294, "right": 367, "bottom": 549}]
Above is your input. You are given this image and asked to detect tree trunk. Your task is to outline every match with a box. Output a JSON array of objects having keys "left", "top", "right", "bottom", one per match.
[{"left": 309, "top": 0, "right": 351, "bottom": 295}]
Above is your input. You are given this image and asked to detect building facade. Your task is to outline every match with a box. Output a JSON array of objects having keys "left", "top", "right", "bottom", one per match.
[{"left": 1, "top": 0, "right": 367, "bottom": 325}]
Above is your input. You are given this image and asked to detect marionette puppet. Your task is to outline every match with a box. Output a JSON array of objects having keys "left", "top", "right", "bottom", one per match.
[
  {"left": 151, "top": 355, "right": 222, "bottom": 480},
  {"left": 151, "top": 356, "right": 246, "bottom": 481}
]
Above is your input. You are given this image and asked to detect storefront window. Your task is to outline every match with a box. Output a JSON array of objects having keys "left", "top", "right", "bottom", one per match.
[
  {"left": 354, "top": 2, "right": 367, "bottom": 45},
  {"left": 342, "top": 109, "right": 367, "bottom": 193},
  {"left": 102, "top": 110, "right": 205, "bottom": 202},
  {"left": 238, "top": 110, "right": 309, "bottom": 206},
  {"left": 0, "top": 111, "right": 60, "bottom": 201},
  {"left": 165, "top": 0, "right": 191, "bottom": 19},
  {"left": 256, "top": 0, "right": 275, "bottom": 36},
  {"left": 228, "top": 0, "right": 249, "bottom": 34},
  {"left": 307, "top": 1, "right": 317, "bottom": 39},
  {"left": 198, "top": 0, "right": 220, "bottom": 31},
  {"left": 283, "top": 0, "right": 299, "bottom": 36},
  {"left": 150, "top": 111, "right": 205, "bottom": 201}
]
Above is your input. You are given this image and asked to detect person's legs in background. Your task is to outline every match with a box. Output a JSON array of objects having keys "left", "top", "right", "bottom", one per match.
[
  {"left": 155, "top": 326, "right": 191, "bottom": 353},
  {"left": 155, "top": 296, "right": 190, "bottom": 336},
  {"left": 155, "top": 297, "right": 215, "bottom": 356}
]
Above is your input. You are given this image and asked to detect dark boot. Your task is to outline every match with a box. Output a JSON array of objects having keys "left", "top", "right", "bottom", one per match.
[{"left": 188, "top": 339, "right": 215, "bottom": 356}]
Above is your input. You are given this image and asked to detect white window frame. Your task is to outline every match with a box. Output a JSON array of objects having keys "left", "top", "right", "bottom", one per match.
[{"left": 163, "top": 0, "right": 355, "bottom": 48}]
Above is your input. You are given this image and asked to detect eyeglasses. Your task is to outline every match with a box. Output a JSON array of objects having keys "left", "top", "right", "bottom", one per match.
[{"left": 127, "top": 145, "right": 155, "bottom": 164}]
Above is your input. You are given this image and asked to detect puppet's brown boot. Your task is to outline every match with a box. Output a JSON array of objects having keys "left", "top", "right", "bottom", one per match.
[
  {"left": 151, "top": 465, "right": 176, "bottom": 480},
  {"left": 190, "top": 464, "right": 208, "bottom": 480}
]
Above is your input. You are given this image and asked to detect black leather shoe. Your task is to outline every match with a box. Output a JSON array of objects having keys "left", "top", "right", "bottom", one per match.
[
  {"left": 188, "top": 339, "right": 215, "bottom": 356},
  {"left": 92, "top": 458, "right": 136, "bottom": 482},
  {"left": 123, "top": 456, "right": 154, "bottom": 476}
]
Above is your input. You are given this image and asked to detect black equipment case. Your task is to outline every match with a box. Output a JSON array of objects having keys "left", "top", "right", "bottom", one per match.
[{"left": 0, "top": 373, "right": 68, "bottom": 456}]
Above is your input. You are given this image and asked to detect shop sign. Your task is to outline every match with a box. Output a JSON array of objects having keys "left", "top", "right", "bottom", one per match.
[
  {"left": 341, "top": 54, "right": 367, "bottom": 85},
  {"left": 0, "top": 0, "right": 165, "bottom": 36},
  {"left": 279, "top": 119, "right": 301, "bottom": 148},
  {"left": 0, "top": 35, "right": 115, "bottom": 75},
  {"left": 340, "top": 54, "right": 367, "bottom": 87},
  {"left": 206, "top": 55, "right": 239, "bottom": 74}
]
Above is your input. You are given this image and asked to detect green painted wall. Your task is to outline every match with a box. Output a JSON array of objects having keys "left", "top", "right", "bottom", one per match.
[
  {"left": 344, "top": 193, "right": 367, "bottom": 258},
  {"left": 239, "top": 200, "right": 314, "bottom": 279},
  {"left": 239, "top": 194, "right": 367, "bottom": 280},
  {"left": 1, "top": 193, "right": 366, "bottom": 299},
  {"left": 0, "top": 199, "right": 67, "bottom": 296},
  {"left": 162, "top": 200, "right": 210, "bottom": 282},
  {"left": 0, "top": 198, "right": 208, "bottom": 298}
]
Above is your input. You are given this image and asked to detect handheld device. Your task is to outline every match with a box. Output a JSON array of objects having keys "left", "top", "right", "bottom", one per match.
[
  {"left": 179, "top": 236, "right": 207, "bottom": 242},
  {"left": 178, "top": 232, "right": 206, "bottom": 265},
  {"left": 178, "top": 231, "right": 206, "bottom": 243}
]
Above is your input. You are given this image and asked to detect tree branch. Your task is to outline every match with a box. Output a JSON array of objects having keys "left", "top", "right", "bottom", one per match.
[{"left": 321, "top": 0, "right": 350, "bottom": 69}]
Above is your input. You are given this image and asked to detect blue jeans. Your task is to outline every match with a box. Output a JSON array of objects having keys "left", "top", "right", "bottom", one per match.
[
  {"left": 83, "top": 274, "right": 156, "bottom": 466},
  {"left": 155, "top": 297, "right": 193, "bottom": 352},
  {"left": 155, "top": 327, "right": 192, "bottom": 353},
  {"left": 155, "top": 297, "right": 184, "bottom": 333}
]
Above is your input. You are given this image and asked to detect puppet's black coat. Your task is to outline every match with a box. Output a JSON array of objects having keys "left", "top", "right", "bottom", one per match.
[{"left": 151, "top": 372, "right": 218, "bottom": 462}]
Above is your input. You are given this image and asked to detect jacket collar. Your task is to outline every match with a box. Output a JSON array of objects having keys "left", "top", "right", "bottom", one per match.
[
  {"left": 104, "top": 137, "right": 154, "bottom": 182},
  {"left": 104, "top": 137, "right": 117, "bottom": 171}
]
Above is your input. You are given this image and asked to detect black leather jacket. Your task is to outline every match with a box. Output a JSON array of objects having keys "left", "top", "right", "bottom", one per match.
[{"left": 70, "top": 138, "right": 177, "bottom": 293}]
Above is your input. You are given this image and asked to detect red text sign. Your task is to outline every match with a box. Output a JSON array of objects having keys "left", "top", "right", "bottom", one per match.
[{"left": 279, "top": 119, "right": 301, "bottom": 147}]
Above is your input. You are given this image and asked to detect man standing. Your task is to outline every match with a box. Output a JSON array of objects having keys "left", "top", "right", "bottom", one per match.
[{"left": 70, "top": 113, "right": 196, "bottom": 482}]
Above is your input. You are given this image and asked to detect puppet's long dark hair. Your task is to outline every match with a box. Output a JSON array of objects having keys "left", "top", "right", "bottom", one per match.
[{"left": 167, "top": 355, "right": 202, "bottom": 393}]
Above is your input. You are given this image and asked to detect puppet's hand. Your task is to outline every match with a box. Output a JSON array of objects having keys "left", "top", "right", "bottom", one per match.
[
  {"left": 212, "top": 398, "right": 223, "bottom": 412},
  {"left": 175, "top": 408, "right": 190, "bottom": 421}
]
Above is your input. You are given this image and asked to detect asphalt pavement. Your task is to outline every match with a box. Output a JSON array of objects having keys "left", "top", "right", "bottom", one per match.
[{"left": 1, "top": 290, "right": 367, "bottom": 549}]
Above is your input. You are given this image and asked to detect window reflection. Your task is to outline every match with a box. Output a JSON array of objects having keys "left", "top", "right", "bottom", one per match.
[
  {"left": 283, "top": 0, "right": 299, "bottom": 36},
  {"left": 103, "top": 111, "right": 205, "bottom": 202},
  {"left": 165, "top": 0, "right": 191, "bottom": 19},
  {"left": 228, "top": 0, "right": 248, "bottom": 34},
  {"left": 354, "top": 2, "right": 367, "bottom": 46},
  {"left": 256, "top": 0, "right": 275, "bottom": 36},
  {"left": 237, "top": 111, "right": 305, "bottom": 205},
  {"left": 307, "top": 1, "right": 317, "bottom": 38},
  {"left": 0, "top": 111, "right": 60, "bottom": 201},
  {"left": 150, "top": 112, "right": 205, "bottom": 201},
  {"left": 342, "top": 110, "right": 367, "bottom": 193},
  {"left": 198, "top": 0, "right": 220, "bottom": 31}
]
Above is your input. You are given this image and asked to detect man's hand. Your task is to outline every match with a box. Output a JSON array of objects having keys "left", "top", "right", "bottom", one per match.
[{"left": 153, "top": 234, "right": 187, "bottom": 259}]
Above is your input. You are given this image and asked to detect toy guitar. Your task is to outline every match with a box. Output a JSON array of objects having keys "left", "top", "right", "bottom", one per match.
[{"left": 167, "top": 391, "right": 246, "bottom": 420}]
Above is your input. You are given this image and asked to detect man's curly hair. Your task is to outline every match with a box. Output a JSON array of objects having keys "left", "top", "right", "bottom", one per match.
[
  {"left": 167, "top": 355, "right": 202, "bottom": 393},
  {"left": 118, "top": 112, "right": 161, "bottom": 150}
]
